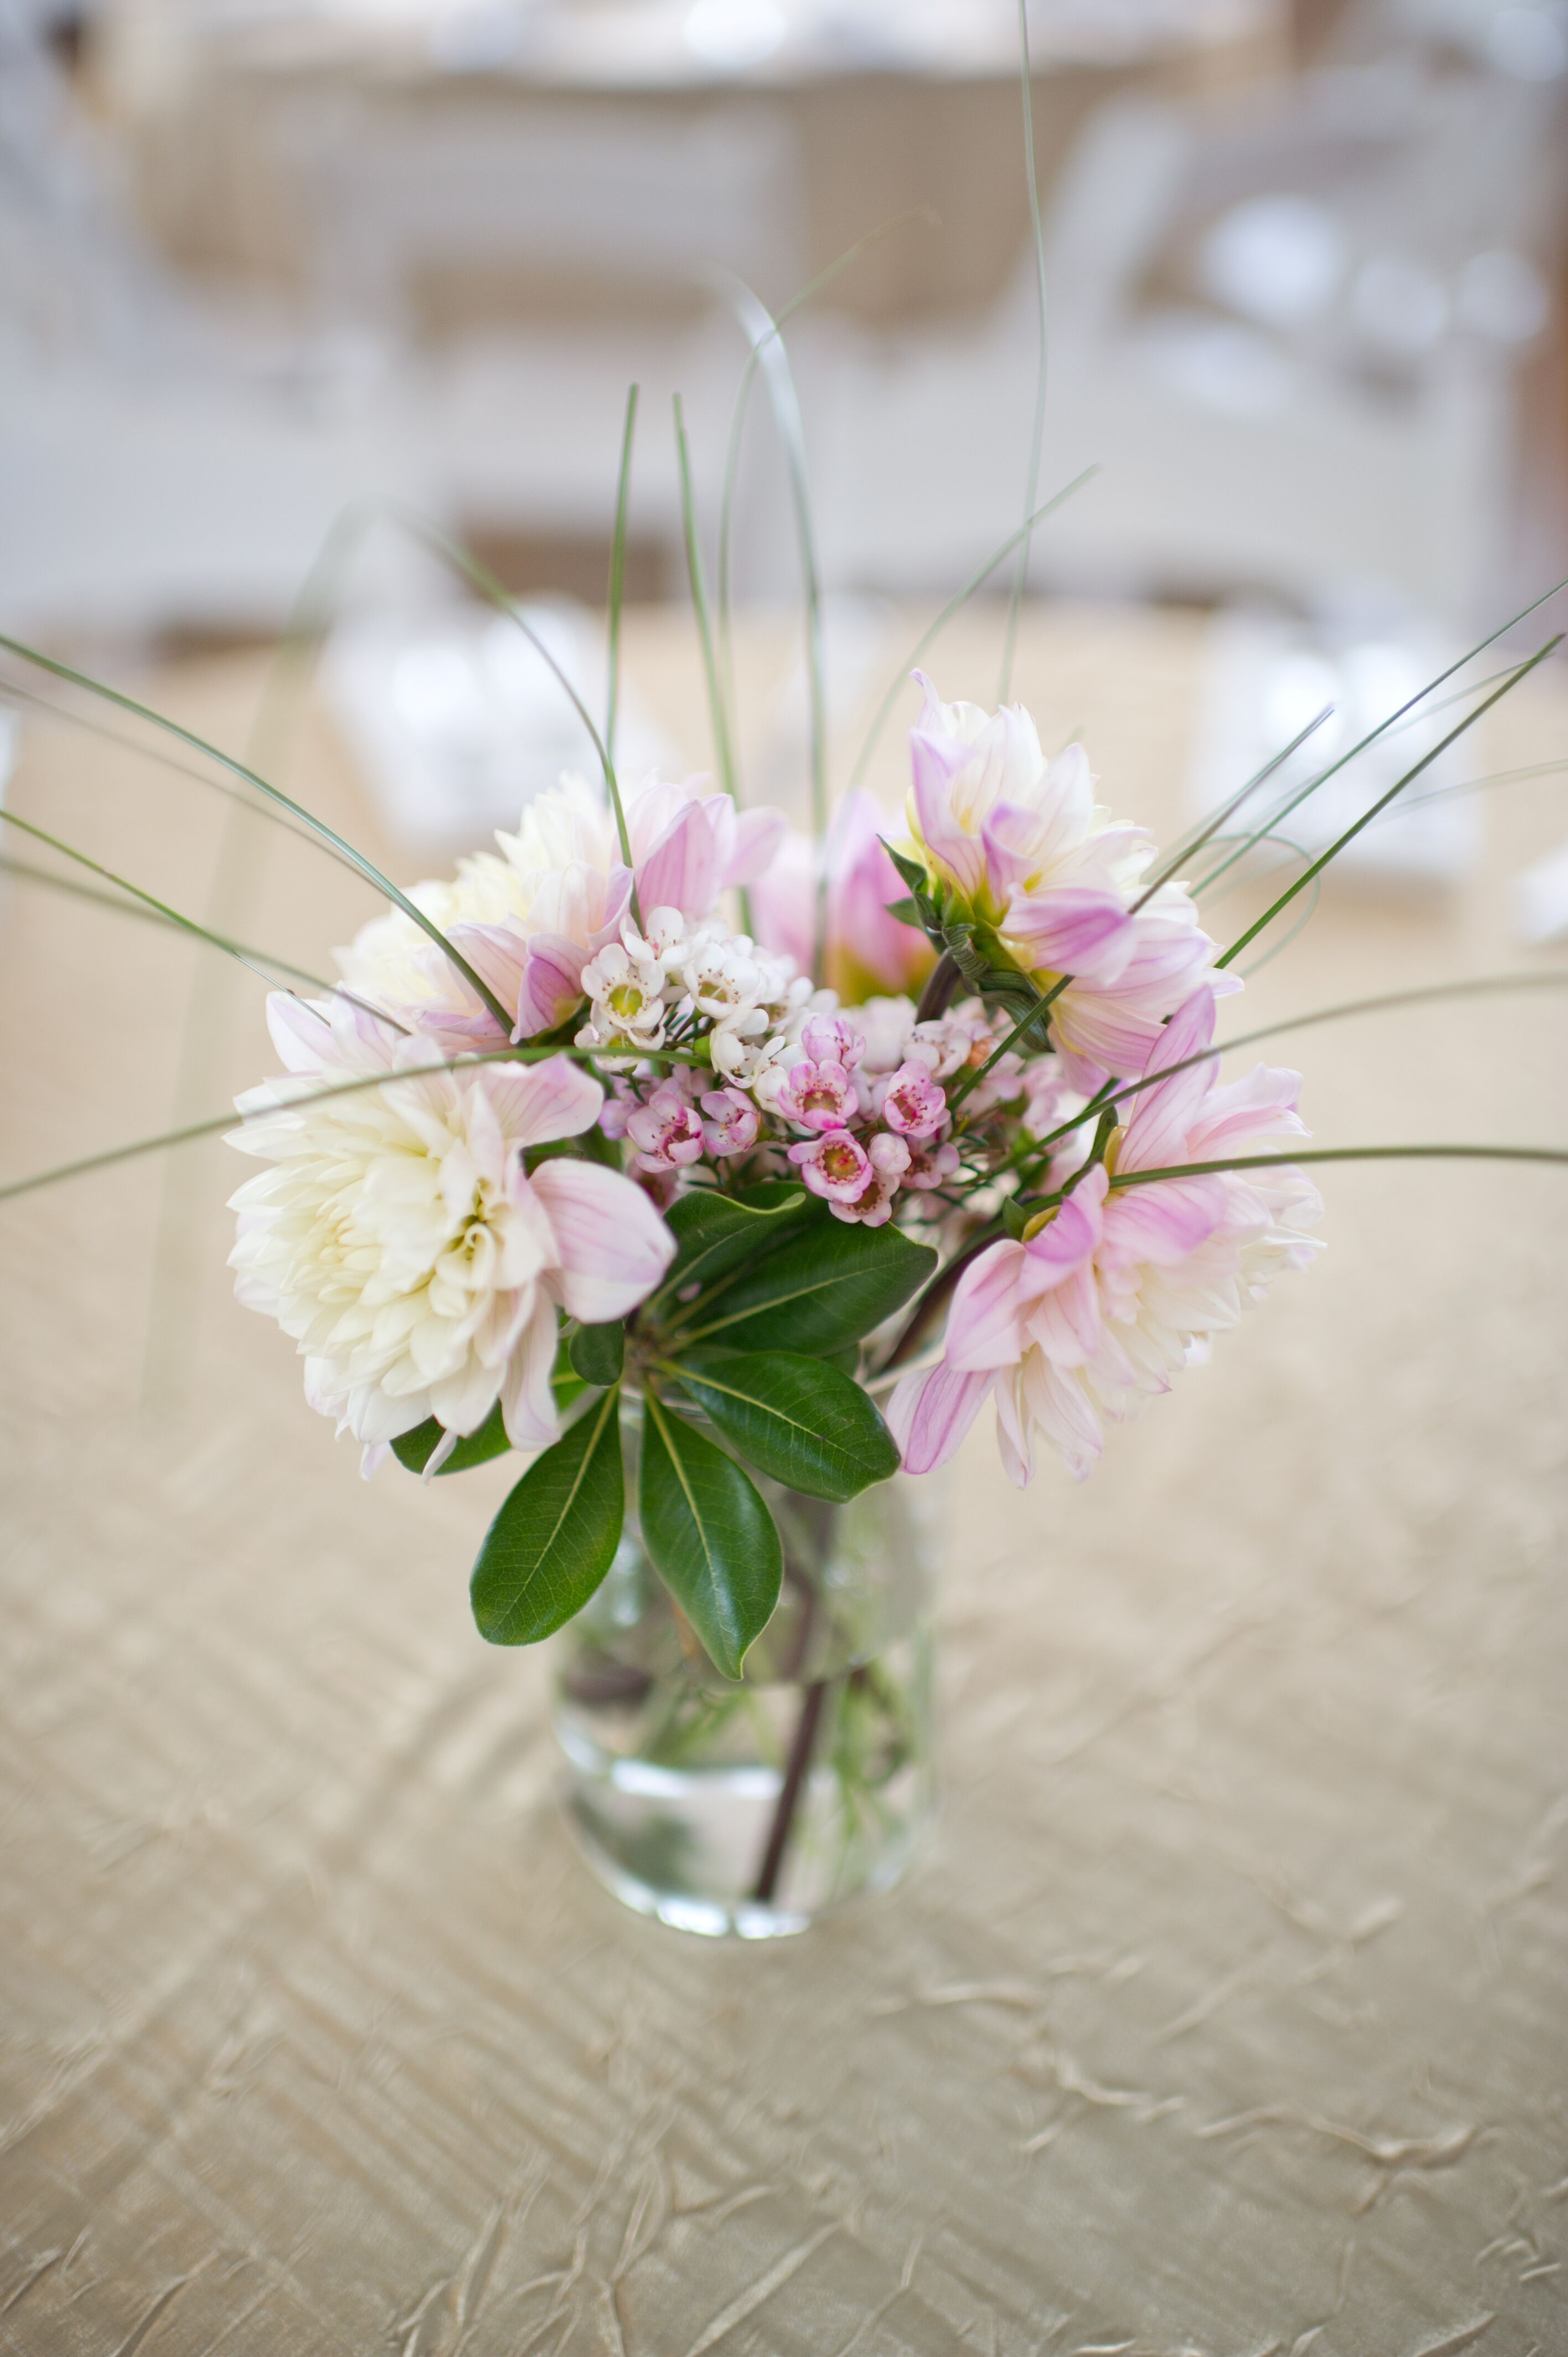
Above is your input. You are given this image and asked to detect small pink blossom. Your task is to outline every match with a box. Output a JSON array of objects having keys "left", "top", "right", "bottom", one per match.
[
  {"left": 626, "top": 1082, "right": 705, "bottom": 1175},
  {"left": 900, "top": 1138, "right": 961, "bottom": 1191},
  {"left": 879, "top": 1060, "right": 947, "bottom": 1140},
  {"left": 800, "top": 1012, "right": 864, "bottom": 1072},
  {"left": 829, "top": 1133, "right": 909, "bottom": 1227},
  {"left": 700, "top": 1087, "right": 761, "bottom": 1158},
  {"left": 775, "top": 1059, "right": 859, "bottom": 1133},
  {"left": 788, "top": 1128, "right": 874, "bottom": 1203}
]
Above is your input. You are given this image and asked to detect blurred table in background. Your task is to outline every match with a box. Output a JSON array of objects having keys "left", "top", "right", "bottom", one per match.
[
  {"left": 2, "top": 600, "right": 1567, "bottom": 2354},
  {"left": 106, "top": 0, "right": 1285, "bottom": 332}
]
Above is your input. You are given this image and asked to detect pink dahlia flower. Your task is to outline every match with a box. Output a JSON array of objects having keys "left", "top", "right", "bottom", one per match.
[
  {"left": 902, "top": 675, "right": 1218, "bottom": 1090},
  {"left": 889, "top": 986, "right": 1322, "bottom": 1484}
]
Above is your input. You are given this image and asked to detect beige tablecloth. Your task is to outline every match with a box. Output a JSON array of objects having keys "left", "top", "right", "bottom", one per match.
[{"left": 2, "top": 603, "right": 1566, "bottom": 2355}]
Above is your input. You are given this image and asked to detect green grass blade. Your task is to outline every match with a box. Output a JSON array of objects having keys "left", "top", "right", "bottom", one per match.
[
  {"left": 1216, "top": 638, "right": 1562, "bottom": 970},
  {"left": 673, "top": 392, "right": 739, "bottom": 809},
  {"left": 0, "top": 1043, "right": 591, "bottom": 1204},
  {"left": 1108, "top": 1144, "right": 1568, "bottom": 1188},
  {"left": 713, "top": 208, "right": 934, "bottom": 788},
  {"left": 606, "top": 383, "right": 639, "bottom": 766},
  {"left": 1193, "top": 579, "right": 1567, "bottom": 899},
  {"left": 0, "top": 807, "right": 395, "bottom": 1015},
  {"left": 0, "top": 851, "right": 348, "bottom": 997},
  {"left": 1020, "top": 970, "right": 1568, "bottom": 1157},
  {"left": 846, "top": 469, "right": 1097, "bottom": 790},
  {"left": 0, "top": 632, "right": 514, "bottom": 1032},
  {"left": 2, "top": 676, "right": 358, "bottom": 873},
  {"left": 716, "top": 278, "right": 829, "bottom": 975},
  {"left": 1134, "top": 706, "right": 1332, "bottom": 910},
  {"left": 998, "top": 0, "right": 1049, "bottom": 706}
]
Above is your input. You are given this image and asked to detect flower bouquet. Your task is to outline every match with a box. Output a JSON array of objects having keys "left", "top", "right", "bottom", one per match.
[{"left": 2, "top": 23, "right": 1563, "bottom": 1939}]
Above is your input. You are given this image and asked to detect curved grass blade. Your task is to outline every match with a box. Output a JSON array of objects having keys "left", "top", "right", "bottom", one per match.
[
  {"left": 847, "top": 468, "right": 1097, "bottom": 790},
  {"left": 0, "top": 805, "right": 404, "bottom": 1025},
  {"left": 1193, "top": 579, "right": 1567, "bottom": 900},
  {"left": 713, "top": 207, "right": 935, "bottom": 752},
  {"left": 470, "top": 1385, "right": 625, "bottom": 1645},
  {"left": 673, "top": 392, "right": 739, "bottom": 806},
  {"left": 640, "top": 1394, "right": 782, "bottom": 1679},
  {"left": 998, "top": 0, "right": 1049, "bottom": 705},
  {"left": 1, "top": 675, "right": 358, "bottom": 873},
  {"left": 1016, "top": 969, "right": 1568, "bottom": 1163},
  {"left": 1107, "top": 1144, "right": 1568, "bottom": 1190},
  {"left": 1132, "top": 707, "right": 1332, "bottom": 913},
  {"left": 606, "top": 383, "right": 639, "bottom": 766},
  {"left": 0, "top": 1042, "right": 592, "bottom": 1204},
  {"left": 716, "top": 277, "right": 829, "bottom": 972},
  {"left": 0, "top": 632, "right": 514, "bottom": 1032},
  {"left": 0, "top": 849, "right": 349, "bottom": 997},
  {"left": 1216, "top": 637, "right": 1562, "bottom": 970}
]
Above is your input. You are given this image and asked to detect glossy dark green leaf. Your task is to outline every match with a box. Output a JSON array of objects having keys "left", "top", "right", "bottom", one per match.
[
  {"left": 568, "top": 1319, "right": 625, "bottom": 1386},
  {"left": 393, "top": 1400, "right": 510, "bottom": 1476},
  {"left": 644, "top": 1185, "right": 809, "bottom": 1323},
  {"left": 470, "top": 1389, "right": 625, "bottom": 1645},
  {"left": 639, "top": 1397, "right": 782, "bottom": 1679},
  {"left": 671, "top": 1217, "right": 937, "bottom": 1356},
  {"left": 668, "top": 1348, "right": 899, "bottom": 1502}
]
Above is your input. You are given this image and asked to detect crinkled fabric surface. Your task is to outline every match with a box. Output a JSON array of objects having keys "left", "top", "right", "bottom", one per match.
[{"left": 1, "top": 610, "right": 1565, "bottom": 2356}]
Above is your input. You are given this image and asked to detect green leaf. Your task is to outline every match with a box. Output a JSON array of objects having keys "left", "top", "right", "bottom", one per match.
[
  {"left": 885, "top": 895, "right": 926, "bottom": 929},
  {"left": 568, "top": 1320, "right": 625, "bottom": 1386},
  {"left": 393, "top": 1401, "right": 510, "bottom": 1476},
  {"left": 646, "top": 1185, "right": 809, "bottom": 1317},
  {"left": 470, "top": 1389, "right": 625, "bottom": 1645},
  {"left": 668, "top": 1348, "right": 899, "bottom": 1502},
  {"left": 881, "top": 837, "right": 930, "bottom": 897},
  {"left": 672, "top": 1218, "right": 937, "bottom": 1356},
  {"left": 639, "top": 1397, "right": 782, "bottom": 1678}
]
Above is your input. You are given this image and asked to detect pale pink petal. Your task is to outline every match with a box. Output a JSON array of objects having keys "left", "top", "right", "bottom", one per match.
[
  {"left": 727, "top": 805, "right": 788, "bottom": 887},
  {"left": 1102, "top": 1176, "right": 1226, "bottom": 1263},
  {"left": 946, "top": 1240, "right": 1028, "bottom": 1372},
  {"left": 637, "top": 797, "right": 723, "bottom": 918},
  {"left": 1020, "top": 1350, "right": 1103, "bottom": 1480},
  {"left": 512, "top": 936, "right": 588, "bottom": 1040},
  {"left": 991, "top": 1365, "right": 1034, "bottom": 1488},
  {"left": 532, "top": 1158, "right": 676, "bottom": 1322},
  {"left": 502, "top": 1301, "right": 560, "bottom": 1451},
  {"left": 910, "top": 728, "right": 986, "bottom": 898},
  {"left": 886, "top": 1363, "right": 994, "bottom": 1475},
  {"left": 1016, "top": 1183, "right": 1104, "bottom": 1301},
  {"left": 1001, "top": 888, "right": 1136, "bottom": 985},
  {"left": 482, "top": 1053, "right": 603, "bottom": 1149}
]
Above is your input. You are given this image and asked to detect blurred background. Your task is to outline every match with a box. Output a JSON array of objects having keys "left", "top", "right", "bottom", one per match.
[{"left": 4, "top": 0, "right": 1568, "bottom": 878}]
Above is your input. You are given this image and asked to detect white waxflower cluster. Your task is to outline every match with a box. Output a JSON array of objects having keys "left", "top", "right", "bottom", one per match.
[{"left": 576, "top": 908, "right": 812, "bottom": 1071}]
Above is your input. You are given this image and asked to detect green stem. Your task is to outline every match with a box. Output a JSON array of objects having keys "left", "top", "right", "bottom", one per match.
[{"left": 606, "top": 383, "right": 639, "bottom": 770}]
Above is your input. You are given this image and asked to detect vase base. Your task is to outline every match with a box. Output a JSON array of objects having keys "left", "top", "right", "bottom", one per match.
[{"left": 559, "top": 1768, "right": 927, "bottom": 1939}]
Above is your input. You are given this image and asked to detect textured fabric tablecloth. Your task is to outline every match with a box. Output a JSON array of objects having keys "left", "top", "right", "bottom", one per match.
[{"left": 2, "top": 604, "right": 1566, "bottom": 2356}]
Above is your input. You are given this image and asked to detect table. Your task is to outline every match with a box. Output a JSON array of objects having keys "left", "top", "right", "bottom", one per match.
[{"left": 2, "top": 601, "right": 1566, "bottom": 2353}]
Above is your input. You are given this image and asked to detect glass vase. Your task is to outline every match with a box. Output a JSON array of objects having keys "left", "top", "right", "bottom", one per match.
[{"left": 553, "top": 1413, "right": 937, "bottom": 1938}]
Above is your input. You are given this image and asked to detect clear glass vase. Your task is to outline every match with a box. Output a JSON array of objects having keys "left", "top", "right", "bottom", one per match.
[{"left": 553, "top": 1409, "right": 937, "bottom": 1938}]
